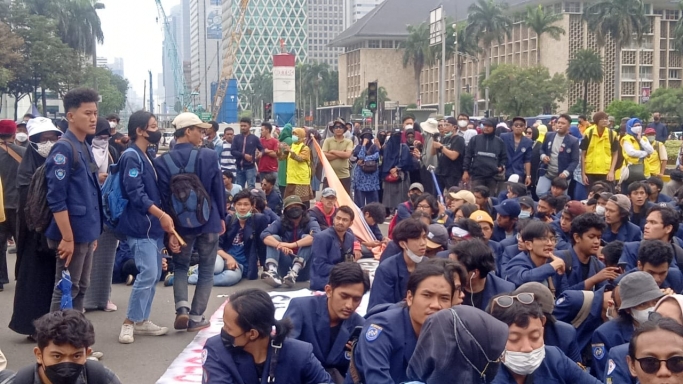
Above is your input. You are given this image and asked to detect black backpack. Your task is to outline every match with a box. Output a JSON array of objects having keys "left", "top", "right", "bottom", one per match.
[
  {"left": 558, "top": 250, "right": 601, "bottom": 278},
  {"left": 161, "top": 149, "right": 211, "bottom": 228},
  {"left": 25, "top": 138, "right": 80, "bottom": 233}
]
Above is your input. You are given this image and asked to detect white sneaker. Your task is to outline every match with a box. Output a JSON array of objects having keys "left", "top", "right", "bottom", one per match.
[
  {"left": 118, "top": 324, "right": 134, "bottom": 344},
  {"left": 134, "top": 320, "right": 168, "bottom": 336}
]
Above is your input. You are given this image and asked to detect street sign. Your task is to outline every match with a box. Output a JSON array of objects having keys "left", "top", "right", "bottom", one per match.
[
  {"left": 384, "top": 101, "right": 399, "bottom": 109},
  {"left": 362, "top": 109, "right": 373, "bottom": 118},
  {"left": 305, "top": 116, "right": 313, "bottom": 122},
  {"left": 199, "top": 112, "right": 212, "bottom": 122}
]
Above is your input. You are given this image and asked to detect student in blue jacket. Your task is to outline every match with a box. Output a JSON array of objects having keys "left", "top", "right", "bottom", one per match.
[
  {"left": 310, "top": 206, "right": 356, "bottom": 291},
  {"left": 553, "top": 285, "right": 613, "bottom": 353},
  {"left": 449, "top": 238, "right": 515, "bottom": 311},
  {"left": 44, "top": 88, "right": 103, "bottom": 313},
  {"left": 202, "top": 289, "right": 332, "bottom": 384},
  {"left": 616, "top": 239, "right": 683, "bottom": 293},
  {"left": 154, "top": 112, "right": 226, "bottom": 333},
  {"left": 488, "top": 295, "right": 600, "bottom": 384},
  {"left": 346, "top": 261, "right": 457, "bottom": 384},
  {"left": 602, "top": 194, "right": 643, "bottom": 243},
  {"left": 231, "top": 117, "right": 263, "bottom": 190},
  {"left": 536, "top": 114, "right": 580, "bottom": 197},
  {"left": 619, "top": 205, "right": 682, "bottom": 270},
  {"left": 284, "top": 262, "right": 369, "bottom": 382},
  {"left": 490, "top": 199, "right": 520, "bottom": 243},
  {"left": 117, "top": 111, "right": 180, "bottom": 344}
]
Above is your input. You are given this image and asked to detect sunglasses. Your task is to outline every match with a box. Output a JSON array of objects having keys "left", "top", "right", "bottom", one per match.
[
  {"left": 493, "top": 293, "right": 535, "bottom": 308},
  {"left": 513, "top": 123, "right": 525, "bottom": 127},
  {"left": 333, "top": 125, "right": 344, "bottom": 129},
  {"left": 635, "top": 356, "right": 683, "bottom": 374}
]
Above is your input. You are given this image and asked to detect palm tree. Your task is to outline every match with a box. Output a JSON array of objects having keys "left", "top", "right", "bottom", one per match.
[
  {"left": 250, "top": 70, "right": 273, "bottom": 116},
  {"left": 566, "top": 49, "right": 604, "bottom": 115},
  {"left": 524, "top": 5, "right": 565, "bottom": 64},
  {"left": 466, "top": 0, "right": 512, "bottom": 111},
  {"left": 397, "top": 22, "right": 430, "bottom": 105},
  {"left": 453, "top": 23, "right": 481, "bottom": 117},
  {"left": 583, "top": 0, "right": 647, "bottom": 101}
]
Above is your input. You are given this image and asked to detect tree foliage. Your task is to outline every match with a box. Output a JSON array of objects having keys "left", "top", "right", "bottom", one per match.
[
  {"left": 646, "top": 87, "right": 683, "bottom": 120},
  {"left": 77, "top": 66, "right": 128, "bottom": 115},
  {"left": 524, "top": 5, "right": 565, "bottom": 63},
  {"left": 568, "top": 100, "right": 596, "bottom": 115},
  {"left": 398, "top": 22, "right": 430, "bottom": 104},
  {"left": 352, "top": 86, "right": 389, "bottom": 115},
  {"left": 482, "top": 64, "right": 567, "bottom": 116},
  {"left": 459, "top": 93, "right": 475, "bottom": 116},
  {"left": 566, "top": 49, "right": 604, "bottom": 115},
  {"left": 605, "top": 100, "right": 650, "bottom": 122}
]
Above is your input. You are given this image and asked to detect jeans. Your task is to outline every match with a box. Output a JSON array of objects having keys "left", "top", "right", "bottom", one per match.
[
  {"left": 535, "top": 175, "right": 553, "bottom": 197},
  {"left": 173, "top": 232, "right": 219, "bottom": 321},
  {"left": 125, "top": 237, "right": 163, "bottom": 323},
  {"left": 354, "top": 190, "right": 379, "bottom": 208},
  {"left": 265, "top": 235, "right": 312, "bottom": 281},
  {"left": 235, "top": 167, "right": 257, "bottom": 190},
  {"left": 259, "top": 171, "right": 278, "bottom": 189},
  {"left": 48, "top": 240, "right": 95, "bottom": 312},
  {"left": 188, "top": 256, "right": 243, "bottom": 287}
]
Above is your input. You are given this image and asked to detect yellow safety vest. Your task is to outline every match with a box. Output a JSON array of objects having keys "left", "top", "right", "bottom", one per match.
[
  {"left": 583, "top": 125, "right": 615, "bottom": 175},
  {"left": 645, "top": 141, "right": 662, "bottom": 177},
  {"left": 286, "top": 143, "right": 311, "bottom": 185}
]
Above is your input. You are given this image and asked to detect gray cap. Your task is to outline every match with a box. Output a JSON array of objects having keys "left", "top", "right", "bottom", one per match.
[
  {"left": 610, "top": 194, "right": 631, "bottom": 212},
  {"left": 619, "top": 271, "right": 664, "bottom": 310},
  {"left": 426, "top": 224, "right": 449, "bottom": 249},
  {"left": 513, "top": 282, "right": 555, "bottom": 314},
  {"left": 409, "top": 183, "right": 424, "bottom": 193},
  {"left": 322, "top": 188, "right": 337, "bottom": 198}
]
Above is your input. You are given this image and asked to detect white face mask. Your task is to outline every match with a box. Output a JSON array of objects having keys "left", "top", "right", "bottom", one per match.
[
  {"left": 403, "top": 244, "right": 425, "bottom": 264},
  {"left": 631, "top": 306, "right": 655, "bottom": 325},
  {"left": 503, "top": 345, "right": 545, "bottom": 376},
  {"left": 109, "top": 121, "right": 117, "bottom": 129},
  {"left": 92, "top": 137, "right": 109, "bottom": 150},
  {"left": 34, "top": 141, "right": 56, "bottom": 158},
  {"left": 606, "top": 307, "right": 615, "bottom": 321},
  {"left": 457, "top": 120, "right": 468, "bottom": 128},
  {"left": 631, "top": 126, "right": 642, "bottom": 135},
  {"left": 15, "top": 132, "right": 28, "bottom": 143},
  {"left": 405, "top": 124, "right": 413, "bottom": 130},
  {"left": 595, "top": 205, "right": 605, "bottom": 216}
]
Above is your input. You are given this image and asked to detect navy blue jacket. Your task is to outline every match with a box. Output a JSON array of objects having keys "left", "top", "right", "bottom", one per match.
[
  {"left": 560, "top": 247, "right": 607, "bottom": 291},
  {"left": 154, "top": 143, "right": 226, "bottom": 235},
  {"left": 261, "top": 216, "right": 321, "bottom": 243},
  {"left": 498, "top": 234, "right": 516, "bottom": 249},
  {"left": 505, "top": 252, "right": 568, "bottom": 296},
  {"left": 491, "top": 223, "right": 516, "bottom": 243},
  {"left": 231, "top": 133, "right": 263, "bottom": 170},
  {"left": 551, "top": 220, "right": 572, "bottom": 250},
  {"left": 500, "top": 132, "right": 533, "bottom": 179},
  {"left": 379, "top": 241, "right": 401, "bottom": 263},
  {"left": 619, "top": 241, "right": 680, "bottom": 270},
  {"left": 492, "top": 346, "right": 601, "bottom": 384},
  {"left": 602, "top": 221, "right": 642, "bottom": 243},
  {"left": 368, "top": 252, "right": 410, "bottom": 311},
  {"left": 284, "top": 295, "right": 364, "bottom": 376},
  {"left": 615, "top": 266, "right": 683, "bottom": 293},
  {"left": 540, "top": 132, "right": 580, "bottom": 176},
  {"left": 395, "top": 201, "right": 413, "bottom": 225},
  {"left": 553, "top": 287, "right": 607, "bottom": 352},
  {"left": 45, "top": 130, "right": 102, "bottom": 243},
  {"left": 202, "top": 334, "right": 332, "bottom": 384},
  {"left": 463, "top": 272, "right": 515, "bottom": 311},
  {"left": 265, "top": 188, "right": 283, "bottom": 216},
  {"left": 117, "top": 146, "right": 163, "bottom": 239},
  {"left": 657, "top": 193, "right": 673, "bottom": 204},
  {"left": 544, "top": 320, "right": 581, "bottom": 363},
  {"left": 263, "top": 207, "right": 279, "bottom": 224},
  {"left": 604, "top": 344, "right": 636, "bottom": 384},
  {"left": 344, "top": 307, "right": 416, "bottom": 384},
  {"left": 591, "top": 318, "right": 634, "bottom": 379},
  {"left": 499, "top": 245, "right": 522, "bottom": 278},
  {"left": 310, "top": 228, "right": 356, "bottom": 291},
  {"left": 220, "top": 213, "right": 269, "bottom": 280},
  {"left": 631, "top": 202, "right": 656, "bottom": 230}
]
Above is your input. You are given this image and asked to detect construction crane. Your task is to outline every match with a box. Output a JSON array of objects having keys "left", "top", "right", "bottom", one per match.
[
  {"left": 211, "top": 0, "right": 249, "bottom": 120},
  {"left": 155, "top": 0, "right": 190, "bottom": 111}
]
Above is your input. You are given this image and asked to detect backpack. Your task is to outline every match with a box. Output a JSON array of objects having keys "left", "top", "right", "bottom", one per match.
[
  {"left": 11, "top": 359, "right": 110, "bottom": 384},
  {"left": 101, "top": 148, "right": 143, "bottom": 229},
  {"left": 558, "top": 250, "right": 601, "bottom": 278},
  {"left": 387, "top": 201, "right": 411, "bottom": 239},
  {"left": 582, "top": 126, "right": 616, "bottom": 151},
  {"left": 25, "top": 138, "right": 80, "bottom": 233},
  {"left": 161, "top": 148, "right": 211, "bottom": 228}
]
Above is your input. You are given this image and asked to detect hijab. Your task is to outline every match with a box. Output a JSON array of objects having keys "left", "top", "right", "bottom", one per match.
[
  {"left": 626, "top": 118, "right": 642, "bottom": 137},
  {"left": 92, "top": 117, "right": 111, "bottom": 173},
  {"left": 381, "top": 128, "right": 404, "bottom": 174},
  {"left": 407, "top": 305, "right": 508, "bottom": 384},
  {"left": 536, "top": 125, "right": 548, "bottom": 143},
  {"left": 17, "top": 136, "right": 53, "bottom": 188},
  {"left": 279, "top": 124, "right": 293, "bottom": 145}
]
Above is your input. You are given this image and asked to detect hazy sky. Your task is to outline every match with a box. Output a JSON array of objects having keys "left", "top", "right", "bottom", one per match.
[{"left": 97, "top": 0, "right": 178, "bottom": 105}]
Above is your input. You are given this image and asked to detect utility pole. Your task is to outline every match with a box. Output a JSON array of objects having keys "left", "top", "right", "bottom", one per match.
[
  {"left": 143, "top": 80, "right": 147, "bottom": 111},
  {"left": 439, "top": 17, "right": 446, "bottom": 115},
  {"left": 149, "top": 71, "right": 154, "bottom": 113}
]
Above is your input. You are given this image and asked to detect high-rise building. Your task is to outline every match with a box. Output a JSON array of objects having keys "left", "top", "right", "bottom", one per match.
[
  {"left": 347, "top": 0, "right": 382, "bottom": 25},
  {"left": 307, "top": 0, "right": 344, "bottom": 69},
  {"left": 190, "top": 0, "right": 223, "bottom": 109},
  {"left": 163, "top": 5, "right": 182, "bottom": 113},
  {"left": 96, "top": 57, "right": 108, "bottom": 68},
  {"left": 110, "top": 58, "right": 124, "bottom": 78}
]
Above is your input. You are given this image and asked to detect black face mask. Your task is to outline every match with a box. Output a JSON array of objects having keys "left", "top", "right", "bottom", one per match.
[
  {"left": 285, "top": 206, "right": 303, "bottom": 220},
  {"left": 43, "top": 362, "right": 85, "bottom": 384},
  {"left": 377, "top": 133, "right": 387, "bottom": 145},
  {"left": 535, "top": 212, "right": 548, "bottom": 221},
  {"left": 221, "top": 328, "right": 237, "bottom": 348},
  {"left": 146, "top": 130, "right": 162, "bottom": 144}
]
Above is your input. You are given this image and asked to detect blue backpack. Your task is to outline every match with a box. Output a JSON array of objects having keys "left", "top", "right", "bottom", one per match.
[
  {"left": 101, "top": 148, "right": 143, "bottom": 229},
  {"left": 161, "top": 149, "right": 211, "bottom": 228}
]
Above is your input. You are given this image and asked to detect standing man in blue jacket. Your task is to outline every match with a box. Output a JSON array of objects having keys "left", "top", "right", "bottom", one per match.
[
  {"left": 155, "top": 112, "right": 226, "bottom": 332},
  {"left": 501, "top": 117, "right": 533, "bottom": 187},
  {"left": 231, "top": 117, "right": 263, "bottom": 190},
  {"left": 537, "top": 114, "right": 579, "bottom": 197},
  {"left": 45, "top": 88, "right": 103, "bottom": 313},
  {"left": 310, "top": 206, "right": 357, "bottom": 291}
]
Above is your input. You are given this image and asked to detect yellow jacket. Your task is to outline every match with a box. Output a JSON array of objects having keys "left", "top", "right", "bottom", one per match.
[
  {"left": 583, "top": 125, "right": 616, "bottom": 175},
  {"left": 286, "top": 133, "right": 311, "bottom": 185},
  {"left": 645, "top": 140, "right": 663, "bottom": 176}
]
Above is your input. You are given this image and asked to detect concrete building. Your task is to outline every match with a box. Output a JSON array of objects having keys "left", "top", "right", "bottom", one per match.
[
  {"left": 190, "top": 0, "right": 222, "bottom": 109},
  {"left": 110, "top": 57, "right": 124, "bottom": 78},
  {"left": 307, "top": 0, "right": 345, "bottom": 69},
  {"left": 96, "top": 56, "right": 108, "bottom": 68},
  {"left": 347, "top": 0, "right": 382, "bottom": 26}
]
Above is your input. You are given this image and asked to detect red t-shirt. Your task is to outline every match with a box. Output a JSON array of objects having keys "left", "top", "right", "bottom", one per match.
[{"left": 258, "top": 137, "right": 280, "bottom": 173}]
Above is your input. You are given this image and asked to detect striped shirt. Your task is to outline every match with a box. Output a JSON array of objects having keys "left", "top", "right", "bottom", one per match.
[{"left": 220, "top": 141, "right": 237, "bottom": 172}]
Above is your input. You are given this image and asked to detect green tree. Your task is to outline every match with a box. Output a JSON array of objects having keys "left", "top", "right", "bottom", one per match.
[
  {"left": 459, "top": 93, "right": 475, "bottom": 116},
  {"left": 78, "top": 66, "right": 127, "bottom": 115},
  {"left": 397, "top": 22, "right": 430, "bottom": 104},
  {"left": 583, "top": 0, "right": 647, "bottom": 100},
  {"left": 352, "top": 86, "right": 389, "bottom": 115},
  {"left": 524, "top": 5, "right": 565, "bottom": 64},
  {"left": 568, "top": 100, "right": 596, "bottom": 115},
  {"left": 0, "top": 21, "right": 23, "bottom": 108},
  {"left": 304, "top": 61, "right": 330, "bottom": 112},
  {"left": 482, "top": 64, "right": 567, "bottom": 116},
  {"left": 606, "top": 99, "right": 650, "bottom": 122},
  {"left": 566, "top": 49, "right": 604, "bottom": 115},
  {"left": 646, "top": 87, "right": 683, "bottom": 120},
  {"left": 250, "top": 70, "right": 273, "bottom": 117}
]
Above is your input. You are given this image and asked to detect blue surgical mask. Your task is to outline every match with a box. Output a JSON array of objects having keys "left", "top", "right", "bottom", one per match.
[
  {"left": 235, "top": 211, "right": 252, "bottom": 220},
  {"left": 519, "top": 211, "right": 531, "bottom": 219},
  {"left": 291, "top": 136, "right": 299, "bottom": 143}
]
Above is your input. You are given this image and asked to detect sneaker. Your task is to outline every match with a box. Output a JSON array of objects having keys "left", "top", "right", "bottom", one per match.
[
  {"left": 174, "top": 308, "right": 190, "bottom": 330},
  {"left": 104, "top": 301, "right": 117, "bottom": 312},
  {"left": 164, "top": 273, "right": 174, "bottom": 287},
  {"left": 134, "top": 320, "right": 168, "bottom": 336},
  {"left": 260, "top": 270, "right": 282, "bottom": 288},
  {"left": 118, "top": 324, "right": 134, "bottom": 344},
  {"left": 187, "top": 318, "right": 210, "bottom": 332},
  {"left": 90, "top": 351, "right": 104, "bottom": 360},
  {"left": 126, "top": 275, "right": 134, "bottom": 286},
  {"left": 282, "top": 270, "right": 298, "bottom": 288}
]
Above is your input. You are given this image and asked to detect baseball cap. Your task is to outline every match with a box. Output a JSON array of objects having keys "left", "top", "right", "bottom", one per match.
[
  {"left": 450, "top": 190, "right": 475, "bottom": 205},
  {"left": 507, "top": 174, "right": 520, "bottom": 183},
  {"left": 283, "top": 195, "right": 306, "bottom": 210},
  {"left": 518, "top": 196, "right": 535, "bottom": 210},
  {"left": 619, "top": 271, "right": 665, "bottom": 310},
  {"left": 470, "top": 210, "right": 494, "bottom": 226},
  {"left": 512, "top": 117, "right": 526, "bottom": 126},
  {"left": 564, "top": 201, "right": 587, "bottom": 218},
  {"left": 609, "top": 194, "right": 631, "bottom": 212},
  {"left": 513, "top": 282, "right": 555, "bottom": 314},
  {"left": 172, "top": 112, "right": 212, "bottom": 130},
  {"left": 0, "top": 120, "right": 16, "bottom": 135},
  {"left": 322, "top": 188, "right": 337, "bottom": 198},
  {"left": 494, "top": 199, "right": 521, "bottom": 218},
  {"left": 250, "top": 188, "right": 266, "bottom": 201},
  {"left": 409, "top": 183, "right": 424, "bottom": 193},
  {"left": 27, "top": 117, "right": 61, "bottom": 138},
  {"left": 15, "top": 120, "right": 27, "bottom": 127},
  {"left": 480, "top": 118, "right": 496, "bottom": 127},
  {"left": 426, "top": 224, "right": 449, "bottom": 249},
  {"left": 644, "top": 127, "right": 656, "bottom": 135}
]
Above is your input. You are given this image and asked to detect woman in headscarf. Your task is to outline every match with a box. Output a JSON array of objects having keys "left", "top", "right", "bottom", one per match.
[
  {"left": 284, "top": 128, "right": 313, "bottom": 208},
  {"left": 381, "top": 127, "right": 417, "bottom": 213},
  {"left": 9, "top": 118, "right": 61, "bottom": 337},
  {"left": 530, "top": 125, "right": 543, "bottom": 200},
  {"left": 277, "top": 124, "right": 293, "bottom": 196},
  {"left": 407, "top": 305, "right": 508, "bottom": 383},
  {"left": 306, "top": 127, "right": 322, "bottom": 193},
  {"left": 618, "top": 117, "right": 653, "bottom": 192},
  {"left": 352, "top": 127, "right": 380, "bottom": 208},
  {"left": 83, "top": 117, "right": 120, "bottom": 312}
]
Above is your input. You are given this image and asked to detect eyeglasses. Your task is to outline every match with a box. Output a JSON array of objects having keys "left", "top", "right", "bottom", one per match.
[
  {"left": 493, "top": 293, "right": 535, "bottom": 308},
  {"left": 635, "top": 356, "right": 683, "bottom": 374},
  {"left": 333, "top": 125, "right": 344, "bottom": 129},
  {"left": 513, "top": 123, "right": 525, "bottom": 128},
  {"left": 416, "top": 204, "right": 432, "bottom": 209},
  {"left": 525, "top": 131, "right": 533, "bottom": 135},
  {"left": 454, "top": 284, "right": 462, "bottom": 292},
  {"left": 535, "top": 236, "right": 557, "bottom": 243}
]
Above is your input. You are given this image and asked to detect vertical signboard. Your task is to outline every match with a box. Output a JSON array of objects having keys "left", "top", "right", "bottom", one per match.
[{"left": 273, "top": 53, "right": 296, "bottom": 126}]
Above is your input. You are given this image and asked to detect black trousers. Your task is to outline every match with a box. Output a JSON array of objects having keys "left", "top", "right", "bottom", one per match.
[{"left": 0, "top": 208, "right": 17, "bottom": 284}]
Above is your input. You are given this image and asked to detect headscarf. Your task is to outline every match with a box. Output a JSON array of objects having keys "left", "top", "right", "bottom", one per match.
[
  {"left": 536, "top": 124, "right": 547, "bottom": 143},
  {"left": 380, "top": 127, "right": 405, "bottom": 175},
  {"left": 407, "top": 306, "right": 508, "bottom": 383},
  {"left": 279, "top": 124, "right": 293, "bottom": 144},
  {"left": 292, "top": 127, "right": 306, "bottom": 142},
  {"left": 17, "top": 136, "right": 52, "bottom": 188},
  {"left": 626, "top": 118, "right": 642, "bottom": 137}
]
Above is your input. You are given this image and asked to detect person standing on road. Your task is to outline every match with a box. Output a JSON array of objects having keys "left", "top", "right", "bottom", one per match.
[
  {"left": 219, "top": 127, "right": 236, "bottom": 173},
  {"left": 432, "top": 117, "right": 465, "bottom": 191},
  {"left": 277, "top": 124, "right": 293, "bottom": 196},
  {"left": 647, "top": 111, "right": 668, "bottom": 143},
  {"left": 462, "top": 118, "right": 507, "bottom": 195},
  {"left": 107, "top": 113, "right": 129, "bottom": 153},
  {"left": 537, "top": 114, "right": 579, "bottom": 197},
  {"left": 0, "top": 120, "right": 25, "bottom": 291},
  {"left": 500, "top": 116, "right": 533, "bottom": 189},
  {"left": 580, "top": 111, "right": 619, "bottom": 186},
  {"left": 258, "top": 122, "right": 279, "bottom": 189},
  {"left": 231, "top": 117, "right": 263, "bottom": 190},
  {"left": 323, "top": 118, "right": 354, "bottom": 194}
]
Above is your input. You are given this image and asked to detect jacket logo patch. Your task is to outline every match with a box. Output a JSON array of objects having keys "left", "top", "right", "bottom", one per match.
[
  {"left": 365, "top": 324, "right": 383, "bottom": 342},
  {"left": 555, "top": 297, "right": 565, "bottom": 305},
  {"left": 54, "top": 153, "right": 66, "bottom": 165},
  {"left": 55, "top": 169, "right": 66, "bottom": 180},
  {"left": 592, "top": 344, "right": 605, "bottom": 360},
  {"left": 607, "top": 359, "right": 616, "bottom": 375},
  {"left": 129, "top": 168, "right": 140, "bottom": 178},
  {"left": 344, "top": 350, "right": 351, "bottom": 360}
]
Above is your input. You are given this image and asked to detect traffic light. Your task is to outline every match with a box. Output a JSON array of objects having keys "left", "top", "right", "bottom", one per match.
[
  {"left": 264, "top": 103, "right": 272, "bottom": 121},
  {"left": 367, "top": 82, "right": 378, "bottom": 112},
  {"left": 484, "top": 110, "right": 490, "bottom": 118}
]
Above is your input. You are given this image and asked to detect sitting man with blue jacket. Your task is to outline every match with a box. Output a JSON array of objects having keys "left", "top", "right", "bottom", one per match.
[
  {"left": 619, "top": 205, "right": 683, "bottom": 270},
  {"left": 617, "top": 239, "right": 683, "bottom": 293},
  {"left": 449, "top": 238, "right": 514, "bottom": 311},
  {"left": 285, "top": 262, "right": 369, "bottom": 382},
  {"left": 310, "top": 206, "right": 357, "bottom": 291}
]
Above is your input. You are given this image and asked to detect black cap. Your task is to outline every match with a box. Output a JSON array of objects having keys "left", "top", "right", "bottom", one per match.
[
  {"left": 512, "top": 117, "right": 526, "bottom": 125},
  {"left": 481, "top": 118, "right": 496, "bottom": 127}
]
